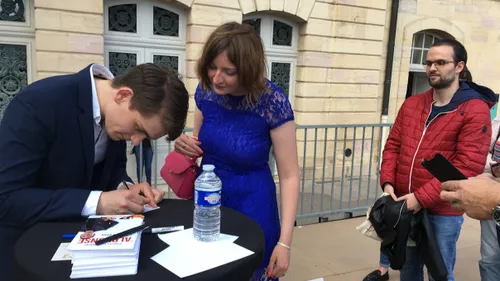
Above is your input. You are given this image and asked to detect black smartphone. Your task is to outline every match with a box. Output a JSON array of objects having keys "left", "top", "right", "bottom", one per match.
[{"left": 421, "top": 153, "right": 467, "bottom": 182}]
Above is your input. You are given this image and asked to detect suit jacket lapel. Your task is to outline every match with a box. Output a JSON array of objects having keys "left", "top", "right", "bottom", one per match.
[{"left": 77, "top": 65, "right": 95, "bottom": 185}]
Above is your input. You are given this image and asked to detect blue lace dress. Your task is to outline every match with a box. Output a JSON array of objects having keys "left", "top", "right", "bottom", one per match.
[{"left": 195, "top": 79, "right": 294, "bottom": 281}]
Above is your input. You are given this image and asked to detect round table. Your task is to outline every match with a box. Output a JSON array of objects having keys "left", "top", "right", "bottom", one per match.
[{"left": 14, "top": 199, "right": 265, "bottom": 281}]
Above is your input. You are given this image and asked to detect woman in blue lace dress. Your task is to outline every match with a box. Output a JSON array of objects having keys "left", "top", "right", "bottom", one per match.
[{"left": 174, "top": 22, "right": 300, "bottom": 280}]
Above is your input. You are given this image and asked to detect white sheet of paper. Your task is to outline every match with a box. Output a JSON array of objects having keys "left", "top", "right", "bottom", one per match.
[
  {"left": 51, "top": 242, "right": 72, "bottom": 261},
  {"left": 151, "top": 241, "right": 254, "bottom": 278},
  {"left": 143, "top": 204, "right": 160, "bottom": 213},
  {"left": 158, "top": 228, "right": 238, "bottom": 246}
]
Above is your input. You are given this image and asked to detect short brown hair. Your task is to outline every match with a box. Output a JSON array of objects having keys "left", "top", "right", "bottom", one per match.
[
  {"left": 112, "top": 63, "right": 189, "bottom": 141},
  {"left": 196, "top": 21, "right": 267, "bottom": 105}
]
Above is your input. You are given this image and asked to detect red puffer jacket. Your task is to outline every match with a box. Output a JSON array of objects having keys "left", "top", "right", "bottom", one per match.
[{"left": 380, "top": 81, "right": 498, "bottom": 216}]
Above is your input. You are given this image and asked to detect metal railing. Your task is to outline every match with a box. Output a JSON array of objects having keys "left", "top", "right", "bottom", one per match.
[
  {"left": 128, "top": 124, "right": 393, "bottom": 225},
  {"left": 290, "top": 124, "right": 393, "bottom": 224}
]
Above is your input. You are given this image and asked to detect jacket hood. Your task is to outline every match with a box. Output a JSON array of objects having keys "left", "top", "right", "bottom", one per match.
[{"left": 444, "top": 81, "right": 498, "bottom": 110}]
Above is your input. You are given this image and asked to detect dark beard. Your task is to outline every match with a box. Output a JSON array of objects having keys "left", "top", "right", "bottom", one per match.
[{"left": 428, "top": 75, "right": 455, "bottom": 89}]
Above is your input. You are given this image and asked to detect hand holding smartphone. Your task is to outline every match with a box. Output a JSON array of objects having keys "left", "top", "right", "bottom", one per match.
[
  {"left": 421, "top": 153, "right": 467, "bottom": 206},
  {"left": 421, "top": 153, "right": 467, "bottom": 182}
]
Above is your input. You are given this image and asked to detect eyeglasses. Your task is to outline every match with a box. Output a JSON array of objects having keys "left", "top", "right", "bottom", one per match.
[{"left": 423, "top": 59, "right": 455, "bottom": 68}]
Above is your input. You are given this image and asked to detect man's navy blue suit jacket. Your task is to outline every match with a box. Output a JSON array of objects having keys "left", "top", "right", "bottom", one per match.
[{"left": 0, "top": 65, "right": 132, "bottom": 280}]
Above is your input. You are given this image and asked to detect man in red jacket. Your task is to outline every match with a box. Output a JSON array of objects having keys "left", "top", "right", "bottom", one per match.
[{"left": 379, "top": 38, "right": 497, "bottom": 281}]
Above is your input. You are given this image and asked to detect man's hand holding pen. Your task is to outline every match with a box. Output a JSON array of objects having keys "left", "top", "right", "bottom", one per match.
[
  {"left": 121, "top": 181, "right": 165, "bottom": 207},
  {"left": 96, "top": 182, "right": 165, "bottom": 215}
]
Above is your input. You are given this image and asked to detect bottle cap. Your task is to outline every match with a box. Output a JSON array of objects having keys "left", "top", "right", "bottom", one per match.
[{"left": 202, "top": 164, "right": 215, "bottom": 171}]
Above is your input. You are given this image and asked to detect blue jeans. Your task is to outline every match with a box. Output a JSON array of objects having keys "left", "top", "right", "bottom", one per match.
[
  {"left": 479, "top": 220, "right": 500, "bottom": 281},
  {"left": 400, "top": 214, "right": 463, "bottom": 281},
  {"left": 134, "top": 146, "right": 153, "bottom": 185},
  {"left": 380, "top": 251, "right": 390, "bottom": 268}
]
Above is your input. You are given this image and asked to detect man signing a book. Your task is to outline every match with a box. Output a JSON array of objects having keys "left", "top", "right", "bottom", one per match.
[{"left": 0, "top": 63, "right": 189, "bottom": 281}]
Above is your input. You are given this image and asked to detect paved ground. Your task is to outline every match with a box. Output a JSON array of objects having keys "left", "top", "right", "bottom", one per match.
[
  {"left": 281, "top": 215, "right": 482, "bottom": 281},
  {"left": 288, "top": 177, "right": 382, "bottom": 225}
]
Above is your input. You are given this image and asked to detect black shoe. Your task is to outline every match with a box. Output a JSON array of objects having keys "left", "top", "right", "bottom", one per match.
[{"left": 362, "top": 269, "right": 389, "bottom": 281}]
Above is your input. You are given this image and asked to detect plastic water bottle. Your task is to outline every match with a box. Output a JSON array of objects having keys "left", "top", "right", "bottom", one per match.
[{"left": 193, "top": 164, "right": 222, "bottom": 242}]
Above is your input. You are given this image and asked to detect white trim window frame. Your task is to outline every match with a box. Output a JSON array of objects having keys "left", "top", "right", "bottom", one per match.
[
  {"left": 267, "top": 56, "right": 297, "bottom": 108},
  {"left": 0, "top": 0, "right": 35, "bottom": 83},
  {"left": 243, "top": 14, "right": 298, "bottom": 108},
  {"left": 104, "top": 0, "right": 186, "bottom": 51},
  {"left": 410, "top": 32, "right": 441, "bottom": 73},
  {"left": 104, "top": 45, "right": 144, "bottom": 76},
  {"left": 145, "top": 48, "right": 185, "bottom": 78},
  {"left": 103, "top": 0, "right": 187, "bottom": 78},
  {"left": 0, "top": 0, "right": 34, "bottom": 34},
  {"left": 0, "top": 36, "right": 34, "bottom": 81},
  {"left": 0, "top": 0, "right": 35, "bottom": 121}
]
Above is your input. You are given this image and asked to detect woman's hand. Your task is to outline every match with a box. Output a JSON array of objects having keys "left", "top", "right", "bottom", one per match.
[
  {"left": 174, "top": 134, "right": 203, "bottom": 158},
  {"left": 266, "top": 243, "right": 290, "bottom": 278}
]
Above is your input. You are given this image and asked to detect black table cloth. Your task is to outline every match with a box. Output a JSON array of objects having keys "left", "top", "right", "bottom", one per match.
[{"left": 14, "top": 199, "right": 265, "bottom": 281}]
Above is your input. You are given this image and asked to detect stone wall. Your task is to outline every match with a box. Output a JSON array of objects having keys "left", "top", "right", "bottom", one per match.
[
  {"left": 34, "top": 0, "right": 104, "bottom": 80},
  {"left": 25, "top": 0, "right": 500, "bottom": 189},
  {"left": 389, "top": 0, "right": 500, "bottom": 121}
]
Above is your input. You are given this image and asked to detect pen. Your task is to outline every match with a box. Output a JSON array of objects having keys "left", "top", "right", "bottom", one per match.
[
  {"left": 95, "top": 224, "right": 149, "bottom": 246},
  {"left": 122, "top": 181, "right": 149, "bottom": 199},
  {"left": 122, "top": 181, "right": 130, "bottom": 190},
  {"left": 62, "top": 225, "right": 180, "bottom": 240},
  {"left": 143, "top": 225, "right": 184, "bottom": 234}
]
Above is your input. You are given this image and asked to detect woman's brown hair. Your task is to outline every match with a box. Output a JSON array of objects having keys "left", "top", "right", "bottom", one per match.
[{"left": 195, "top": 21, "right": 267, "bottom": 106}]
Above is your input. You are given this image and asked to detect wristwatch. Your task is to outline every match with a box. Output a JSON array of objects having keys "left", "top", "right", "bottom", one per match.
[{"left": 492, "top": 204, "right": 500, "bottom": 227}]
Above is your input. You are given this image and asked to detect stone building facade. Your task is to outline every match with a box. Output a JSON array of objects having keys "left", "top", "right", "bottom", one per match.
[{"left": 1, "top": 0, "right": 499, "bottom": 185}]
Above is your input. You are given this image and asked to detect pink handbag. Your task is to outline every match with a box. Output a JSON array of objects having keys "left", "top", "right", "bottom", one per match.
[{"left": 160, "top": 151, "right": 199, "bottom": 199}]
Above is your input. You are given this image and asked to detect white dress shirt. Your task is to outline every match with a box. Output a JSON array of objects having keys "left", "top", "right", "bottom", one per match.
[{"left": 81, "top": 64, "right": 115, "bottom": 216}]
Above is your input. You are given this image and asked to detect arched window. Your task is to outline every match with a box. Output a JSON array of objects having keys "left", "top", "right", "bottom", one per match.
[
  {"left": 243, "top": 14, "right": 298, "bottom": 106},
  {"left": 406, "top": 31, "right": 445, "bottom": 98},
  {"left": 103, "top": 0, "right": 186, "bottom": 77},
  {"left": 0, "top": 0, "right": 35, "bottom": 121},
  {"left": 410, "top": 32, "right": 441, "bottom": 72}
]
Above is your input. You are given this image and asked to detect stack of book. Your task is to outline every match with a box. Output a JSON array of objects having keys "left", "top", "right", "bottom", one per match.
[{"left": 67, "top": 214, "right": 145, "bottom": 279}]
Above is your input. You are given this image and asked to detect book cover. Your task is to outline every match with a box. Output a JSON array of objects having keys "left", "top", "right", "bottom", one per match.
[{"left": 68, "top": 214, "right": 144, "bottom": 252}]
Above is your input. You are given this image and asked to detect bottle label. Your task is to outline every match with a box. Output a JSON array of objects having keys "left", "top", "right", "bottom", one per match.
[{"left": 195, "top": 189, "right": 221, "bottom": 207}]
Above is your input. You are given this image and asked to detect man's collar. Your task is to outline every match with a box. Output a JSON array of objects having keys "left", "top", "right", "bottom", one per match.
[{"left": 89, "top": 64, "right": 114, "bottom": 125}]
